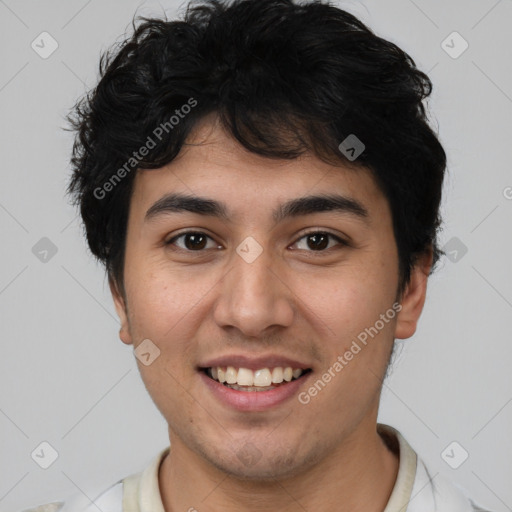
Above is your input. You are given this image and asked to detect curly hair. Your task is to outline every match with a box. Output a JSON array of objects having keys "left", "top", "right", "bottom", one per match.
[{"left": 65, "top": 0, "right": 446, "bottom": 298}]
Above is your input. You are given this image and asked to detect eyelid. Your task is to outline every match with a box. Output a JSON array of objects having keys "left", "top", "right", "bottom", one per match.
[
  {"left": 294, "top": 228, "right": 349, "bottom": 245},
  {"left": 165, "top": 229, "right": 221, "bottom": 250},
  {"left": 290, "top": 229, "right": 349, "bottom": 252}
]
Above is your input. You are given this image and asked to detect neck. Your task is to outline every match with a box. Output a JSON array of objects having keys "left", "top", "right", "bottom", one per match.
[{"left": 159, "top": 421, "right": 399, "bottom": 512}]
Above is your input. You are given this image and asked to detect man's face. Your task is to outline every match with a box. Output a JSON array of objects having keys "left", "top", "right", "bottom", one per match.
[{"left": 112, "top": 116, "right": 419, "bottom": 480}]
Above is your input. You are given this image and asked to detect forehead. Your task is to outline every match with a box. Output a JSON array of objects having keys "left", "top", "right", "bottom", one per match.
[{"left": 130, "top": 116, "right": 389, "bottom": 222}]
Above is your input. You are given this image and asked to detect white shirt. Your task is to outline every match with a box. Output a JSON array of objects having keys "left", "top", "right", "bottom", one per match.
[{"left": 21, "top": 424, "right": 493, "bottom": 512}]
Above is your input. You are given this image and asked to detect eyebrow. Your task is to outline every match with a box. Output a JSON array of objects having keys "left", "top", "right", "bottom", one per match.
[{"left": 144, "top": 192, "right": 369, "bottom": 225}]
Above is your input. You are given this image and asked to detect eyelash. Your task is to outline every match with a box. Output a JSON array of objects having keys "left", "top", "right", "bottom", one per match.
[{"left": 164, "top": 230, "right": 348, "bottom": 254}]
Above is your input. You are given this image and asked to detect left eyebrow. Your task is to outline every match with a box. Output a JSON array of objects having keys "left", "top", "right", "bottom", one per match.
[
  {"left": 144, "top": 192, "right": 369, "bottom": 224},
  {"left": 274, "top": 194, "right": 369, "bottom": 224}
]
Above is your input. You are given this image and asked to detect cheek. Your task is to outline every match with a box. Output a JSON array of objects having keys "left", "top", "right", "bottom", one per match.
[
  {"left": 297, "top": 260, "right": 398, "bottom": 346},
  {"left": 123, "top": 268, "right": 201, "bottom": 408},
  {"left": 124, "top": 256, "right": 195, "bottom": 333},
  {"left": 123, "top": 260, "right": 218, "bottom": 371}
]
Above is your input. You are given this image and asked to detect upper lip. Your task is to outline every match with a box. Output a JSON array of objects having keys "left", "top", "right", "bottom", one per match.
[{"left": 198, "top": 354, "right": 312, "bottom": 371}]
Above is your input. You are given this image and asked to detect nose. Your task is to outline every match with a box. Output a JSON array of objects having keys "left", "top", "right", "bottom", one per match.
[{"left": 212, "top": 247, "right": 295, "bottom": 339}]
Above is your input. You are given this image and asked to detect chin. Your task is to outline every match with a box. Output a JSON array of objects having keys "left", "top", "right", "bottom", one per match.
[
  {"left": 209, "top": 458, "right": 300, "bottom": 481},
  {"left": 198, "top": 440, "right": 324, "bottom": 482}
]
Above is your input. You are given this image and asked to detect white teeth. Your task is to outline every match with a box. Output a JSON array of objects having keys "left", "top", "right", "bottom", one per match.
[
  {"left": 208, "top": 366, "right": 306, "bottom": 387},
  {"left": 271, "top": 367, "right": 284, "bottom": 383},
  {"left": 237, "top": 367, "right": 254, "bottom": 386},
  {"left": 254, "top": 368, "right": 272, "bottom": 387},
  {"left": 225, "top": 366, "right": 237, "bottom": 384},
  {"left": 292, "top": 368, "right": 302, "bottom": 379}
]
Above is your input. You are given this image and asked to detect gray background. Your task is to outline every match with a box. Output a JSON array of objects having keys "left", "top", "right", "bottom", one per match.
[{"left": 1, "top": 0, "right": 511, "bottom": 510}]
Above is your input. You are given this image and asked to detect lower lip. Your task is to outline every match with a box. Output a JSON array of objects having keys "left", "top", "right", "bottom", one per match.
[{"left": 199, "top": 371, "right": 311, "bottom": 412}]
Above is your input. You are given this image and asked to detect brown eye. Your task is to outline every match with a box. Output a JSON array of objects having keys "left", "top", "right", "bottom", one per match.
[
  {"left": 166, "top": 231, "right": 219, "bottom": 251},
  {"left": 293, "top": 231, "right": 347, "bottom": 252},
  {"left": 306, "top": 233, "right": 329, "bottom": 250}
]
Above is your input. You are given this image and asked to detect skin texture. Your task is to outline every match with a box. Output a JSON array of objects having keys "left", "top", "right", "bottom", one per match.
[{"left": 110, "top": 114, "right": 432, "bottom": 512}]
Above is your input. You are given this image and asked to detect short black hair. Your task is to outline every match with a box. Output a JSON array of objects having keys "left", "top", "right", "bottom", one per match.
[{"left": 65, "top": 0, "right": 446, "bottom": 298}]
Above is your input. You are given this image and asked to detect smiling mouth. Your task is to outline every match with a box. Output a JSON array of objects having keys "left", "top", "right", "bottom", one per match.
[{"left": 200, "top": 366, "right": 312, "bottom": 392}]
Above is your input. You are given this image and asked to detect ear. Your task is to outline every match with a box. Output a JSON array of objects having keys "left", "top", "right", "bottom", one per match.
[
  {"left": 394, "top": 247, "right": 433, "bottom": 340},
  {"left": 109, "top": 277, "right": 133, "bottom": 345}
]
